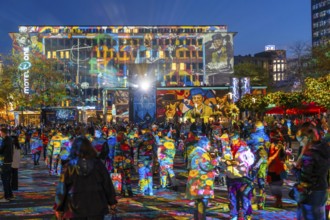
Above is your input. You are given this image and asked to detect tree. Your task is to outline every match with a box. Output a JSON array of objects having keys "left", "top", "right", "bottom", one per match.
[
  {"left": 234, "top": 62, "right": 269, "bottom": 86},
  {"left": 0, "top": 54, "right": 67, "bottom": 113},
  {"left": 286, "top": 41, "right": 312, "bottom": 91},
  {"left": 304, "top": 74, "right": 330, "bottom": 109},
  {"left": 310, "top": 44, "right": 330, "bottom": 78},
  {"left": 237, "top": 93, "right": 268, "bottom": 119}
]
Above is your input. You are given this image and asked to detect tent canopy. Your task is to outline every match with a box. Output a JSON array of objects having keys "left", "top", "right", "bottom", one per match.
[{"left": 265, "top": 102, "right": 327, "bottom": 115}]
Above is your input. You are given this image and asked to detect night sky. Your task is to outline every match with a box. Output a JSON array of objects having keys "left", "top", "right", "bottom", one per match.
[{"left": 0, "top": 0, "right": 311, "bottom": 57}]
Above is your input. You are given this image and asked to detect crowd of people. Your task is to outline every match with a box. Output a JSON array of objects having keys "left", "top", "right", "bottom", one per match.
[{"left": 0, "top": 115, "right": 329, "bottom": 220}]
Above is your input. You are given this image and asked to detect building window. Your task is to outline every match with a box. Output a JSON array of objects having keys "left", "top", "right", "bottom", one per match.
[
  {"left": 277, "top": 64, "right": 281, "bottom": 71},
  {"left": 159, "top": 51, "right": 164, "bottom": 58},
  {"left": 198, "top": 51, "right": 203, "bottom": 58},
  {"left": 146, "top": 50, "right": 151, "bottom": 58},
  {"left": 172, "top": 63, "right": 177, "bottom": 70},
  {"left": 180, "top": 63, "right": 185, "bottom": 70},
  {"left": 179, "top": 51, "right": 184, "bottom": 57},
  {"left": 192, "top": 63, "right": 197, "bottom": 71},
  {"left": 186, "top": 51, "right": 191, "bottom": 57}
]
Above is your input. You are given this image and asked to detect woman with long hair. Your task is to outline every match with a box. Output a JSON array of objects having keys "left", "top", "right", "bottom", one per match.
[{"left": 54, "top": 136, "right": 117, "bottom": 220}]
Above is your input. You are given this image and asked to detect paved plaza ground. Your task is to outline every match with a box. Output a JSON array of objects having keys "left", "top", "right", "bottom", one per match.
[{"left": 0, "top": 143, "right": 300, "bottom": 220}]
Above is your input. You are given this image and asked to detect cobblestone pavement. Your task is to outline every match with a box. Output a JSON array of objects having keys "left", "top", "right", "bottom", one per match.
[{"left": 0, "top": 142, "right": 300, "bottom": 220}]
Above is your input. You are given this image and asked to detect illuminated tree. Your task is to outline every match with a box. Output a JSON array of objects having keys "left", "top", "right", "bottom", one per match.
[
  {"left": 237, "top": 94, "right": 268, "bottom": 111},
  {"left": 304, "top": 74, "right": 330, "bottom": 109},
  {"left": 0, "top": 54, "right": 67, "bottom": 112}
]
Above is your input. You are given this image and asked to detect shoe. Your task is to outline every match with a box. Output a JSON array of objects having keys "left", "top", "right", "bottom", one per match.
[{"left": 0, "top": 198, "right": 10, "bottom": 202}]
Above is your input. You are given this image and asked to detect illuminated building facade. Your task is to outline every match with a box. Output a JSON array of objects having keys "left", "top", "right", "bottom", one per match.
[{"left": 10, "top": 26, "right": 238, "bottom": 123}]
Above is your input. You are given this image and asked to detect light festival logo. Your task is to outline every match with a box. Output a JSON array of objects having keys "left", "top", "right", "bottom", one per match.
[{"left": 18, "top": 47, "right": 31, "bottom": 94}]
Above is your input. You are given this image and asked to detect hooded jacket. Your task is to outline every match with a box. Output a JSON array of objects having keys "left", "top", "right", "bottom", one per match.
[{"left": 55, "top": 158, "right": 117, "bottom": 218}]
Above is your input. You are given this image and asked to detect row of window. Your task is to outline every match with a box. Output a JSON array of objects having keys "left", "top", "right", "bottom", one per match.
[
  {"left": 312, "top": 9, "right": 330, "bottom": 19},
  {"left": 313, "top": 27, "right": 330, "bottom": 37},
  {"left": 273, "top": 73, "right": 286, "bottom": 82},
  {"left": 313, "top": 18, "right": 330, "bottom": 28},
  {"left": 41, "top": 27, "right": 223, "bottom": 35},
  {"left": 273, "top": 63, "right": 286, "bottom": 72},
  {"left": 46, "top": 49, "right": 204, "bottom": 60},
  {"left": 312, "top": 0, "right": 330, "bottom": 10},
  {"left": 313, "top": 37, "right": 330, "bottom": 46},
  {"left": 44, "top": 38, "right": 204, "bottom": 50}
]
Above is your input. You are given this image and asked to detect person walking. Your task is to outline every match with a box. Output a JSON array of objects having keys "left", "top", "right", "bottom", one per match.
[
  {"left": 30, "top": 131, "right": 42, "bottom": 166},
  {"left": 267, "top": 142, "right": 286, "bottom": 208},
  {"left": 157, "top": 130, "right": 178, "bottom": 191},
  {"left": 185, "top": 136, "right": 220, "bottom": 220},
  {"left": 0, "top": 127, "right": 14, "bottom": 202},
  {"left": 137, "top": 126, "right": 156, "bottom": 196},
  {"left": 54, "top": 136, "right": 117, "bottom": 220},
  {"left": 11, "top": 133, "right": 21, "bottom": 191},
  {"left": 246, "top": 121, "right": 269, "bottom": 210},
  {"left": 292, "top": 122, "right": 329, "bottom": 220},
  {"left": 224, "top": 131, "right": 255, "bottom": 220}
]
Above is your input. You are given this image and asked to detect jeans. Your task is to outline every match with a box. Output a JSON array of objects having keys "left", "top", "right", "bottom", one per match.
[
  {"left": 227, "top": 177, "right": 253, "bottom": 217},
  {"left": 33, "top": 152, "right": 41, "bottom": 165},
  {"left": 297, "top": 190, "right": 327, "bottom": 220},
  {"left": 194, "top": 198, "right": 208, "bottom": 220},
  {"left": 1, "top": 164, "right": 13, "bottom": 199}
]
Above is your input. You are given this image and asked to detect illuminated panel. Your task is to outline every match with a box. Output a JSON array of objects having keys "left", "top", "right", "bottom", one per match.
[
  {"left": 240, "top": 77, "right": 251, "bottom": 96},
  {"left": 230, "top": 77, "right": 240, "bottom": 102}
]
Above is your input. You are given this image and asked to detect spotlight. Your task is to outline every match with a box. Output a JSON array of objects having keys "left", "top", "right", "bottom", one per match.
[{"left": 140, "top": 81, "right": 150, "bottom": 91}]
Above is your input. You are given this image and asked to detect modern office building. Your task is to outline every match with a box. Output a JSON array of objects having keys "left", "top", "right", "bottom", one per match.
[{"left": 312, "top": 0, "right": 330, "bottom": 46}]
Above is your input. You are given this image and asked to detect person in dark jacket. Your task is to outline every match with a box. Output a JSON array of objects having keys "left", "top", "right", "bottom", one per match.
[
  {"left": 0, "top": 127, "right": 14, "bottom": 202},
  {"left": 293, "top": 122, "right": 330, "bottom": 220},
  {"left": 54, "top": 136, "right": 117, "bottom": 219}
]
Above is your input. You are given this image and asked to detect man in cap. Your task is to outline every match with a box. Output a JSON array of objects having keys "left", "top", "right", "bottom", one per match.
[
  {"left": 205, "top": 33, "right": 227, "bottom": 71},
  {"left": 184, "top": 88, "right": 213, "bottom": 123}
]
